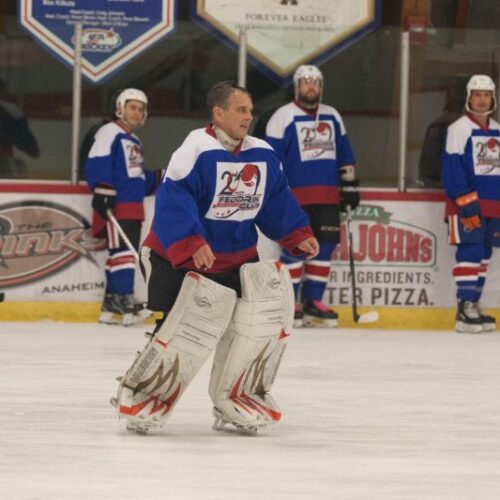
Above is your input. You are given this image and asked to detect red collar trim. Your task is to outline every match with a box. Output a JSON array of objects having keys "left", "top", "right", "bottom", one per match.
[
  {"left": 114, "top": 120, "right": 133, "bottom": 134},
  {"left": 293, "top": 100, "right": 318, "bottom": 116},
  {"left": 466, "top": 112, "right": 490, "bottom": 131}
]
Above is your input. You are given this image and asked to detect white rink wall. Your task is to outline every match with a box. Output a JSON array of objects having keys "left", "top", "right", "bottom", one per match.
[{"left": 0, "top": 186, "right": 499, "bottom": 327}]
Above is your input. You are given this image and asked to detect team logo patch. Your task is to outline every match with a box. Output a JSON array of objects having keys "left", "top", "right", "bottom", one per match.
[
  {"left": 296, "top": 120, "right": 335, "bottom": 161},
  {"left": 206, "top": 162, "right": 267, "bottom": 221},
  {"left": 121, "top": 139, "right": 145, "bottom": 178},
  {"left": 472, "top": 136, "right": 500, "bottom": 174},
  {"left": 0, "top": 201, "right": 105, "bottom": 288}
]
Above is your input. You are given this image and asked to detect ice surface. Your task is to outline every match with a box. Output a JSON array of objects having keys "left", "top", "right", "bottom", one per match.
[{"left": 1, "top": 322, "right": 499, "bottom": 499}]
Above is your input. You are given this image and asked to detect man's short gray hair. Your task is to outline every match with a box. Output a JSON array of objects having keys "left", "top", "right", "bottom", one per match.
[{"left": 206, "top": 81, "right": 251, "bottom": 114}]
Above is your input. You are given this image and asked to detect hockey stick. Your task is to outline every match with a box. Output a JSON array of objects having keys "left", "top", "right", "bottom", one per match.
[
  {"left": 106, "top": 210, "right": 140, "bottom": 262},
  {"left": 0, "top": 292, "right": 4, "bottom": 302},
  {"left": 346, "top": 206, "right": 379, "bottom": 324}
]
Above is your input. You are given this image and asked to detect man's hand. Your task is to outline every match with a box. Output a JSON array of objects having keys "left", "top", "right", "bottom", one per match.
[
  {"left": 297, "top": 237, "right": 320, "bottom": 260},
  {"left": 193, "top": 244, "right": 216, "bottom": 270},
  {"left": 456, "top": 191, "right": 481, "bottom": 231},
  {"left": 92, "top": 184, "right": 116, "bottom": 219}
]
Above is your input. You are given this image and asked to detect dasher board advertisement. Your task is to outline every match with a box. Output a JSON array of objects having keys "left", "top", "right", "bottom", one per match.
[
  {"left": 18, "top": 0, "right": 177, "bottom": 82},
  {"left": 191, "top": 0, "right": 381, "bottom": 84}
]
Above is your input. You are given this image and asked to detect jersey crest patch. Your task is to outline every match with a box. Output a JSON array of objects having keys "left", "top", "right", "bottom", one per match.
[
  {"left": 295, "top": 120, "right": 336, "bottom": 161},
  {"left": 472, "top": 136, "right": 500, "bottom": 175},
  {"left": 206, "top": 162, "right": 267, "bottom": 221},
  {"left": 121, "top": 139, "right": 145, "bottom": 178}
]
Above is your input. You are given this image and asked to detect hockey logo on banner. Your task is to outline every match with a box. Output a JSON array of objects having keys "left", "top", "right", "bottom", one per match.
[
  {"left": 0, "top": 201, "right": 105, "bottom": 288},
  {"left": 18, "top": 0, "right": 177, "bottom": 82},
  {"left": 191, "top": 0, "right": 381, "bottom": 84}
]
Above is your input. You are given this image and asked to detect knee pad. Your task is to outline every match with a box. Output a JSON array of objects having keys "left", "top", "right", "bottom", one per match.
[
  {"left": 114, "top": 272, "right": 236, "bottom": 432},
  {"left": 209, "top": 261, "right": 293, "bottom": 428}
]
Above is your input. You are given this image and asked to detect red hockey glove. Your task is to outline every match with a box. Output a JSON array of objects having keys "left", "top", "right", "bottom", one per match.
[{"left": 455, "top": 191, "right": 481, "bottom": 231}]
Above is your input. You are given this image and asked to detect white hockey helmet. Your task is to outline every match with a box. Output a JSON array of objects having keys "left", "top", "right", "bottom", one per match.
[
  {"left": 116, "top": 88, "right": 148, "bottom": 125},
  {"left": 293, "top": 65, "right": 323, "bottom": 87},
  {"left": 293, "top": 65, "right": 323, "bottom": 103},
  {"left": 465, "top": 74, "right": 496, "bottom": 114}
]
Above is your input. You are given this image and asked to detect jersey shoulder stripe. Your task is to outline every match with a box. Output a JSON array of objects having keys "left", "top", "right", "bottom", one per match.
[
  {"left": 445, "top": 115, "right": 476, "bottom": 155},
  {"left": 88, "top": 122, "right": 124, "bottom": 158},
  {"left": 265, "top": 102, "right": 297, "bottom": 139},
  {"left": 166, "top": 128, "right": 222, "bottom": 181},
  {"left": 241, "top": 135, "right": 273, "bottom": 152}
]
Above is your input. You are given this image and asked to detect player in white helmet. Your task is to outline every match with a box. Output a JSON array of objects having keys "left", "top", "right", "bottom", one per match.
[
  {"left": 84, "top": 89, "right": 160, "bottom": 326},
  {"left": 441, "top": 74, "right": 500, "bottom": 333},
  {"left": 265, "top": 64, "right": 360, "bottom": 328}
]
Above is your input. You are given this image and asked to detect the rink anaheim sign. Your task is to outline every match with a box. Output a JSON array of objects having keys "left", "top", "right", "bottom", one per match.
[
  {"left": 18, "top": 0, "right": 177, "bottom": 82},
  {"left": 191, "top": 0, "right": 381, "bottom": 84},
  {"left": 0, "top": 201, "right": 104, "bottom": 287},
  {"left": 333, "top": 205, "right": 437, "bottom": 267}
]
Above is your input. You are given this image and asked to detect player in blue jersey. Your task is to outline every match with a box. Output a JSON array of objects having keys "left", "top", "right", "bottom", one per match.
[
  {"left": 112, "top": 81, "right": 319, "bottom": 435},
  {"left": 265, "top": 65, "right": 360, "bottom": 328},
  {"left": 142, "top": 81, "right": 319, "bottom": 316},
  {"left": 441, "top": 75, "right": 500, "bottom": 333},
  {"left": 85, "top": 88, "right": 159, "bottom": 326}
]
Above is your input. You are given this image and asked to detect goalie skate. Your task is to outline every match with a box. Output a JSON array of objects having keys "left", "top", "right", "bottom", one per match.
[{"left": 212, "top": 407, "right": 258, "bottom": 436}]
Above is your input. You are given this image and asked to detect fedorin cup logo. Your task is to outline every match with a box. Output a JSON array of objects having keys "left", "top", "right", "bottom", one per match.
[
  {"left": 333, "top": 204, "right": 437, "bottom": 267},
  {"left": 296, "top": 120, "right": 335, "bottom": 161},
  {"left": 206, "top": 162, "right": 267, "bottom": 221},
  {"left": 473, "top": 136, "right": 500, "bottom": 174},
  {"left": 0, "top": 201, "right": 105, "bottom": 287}
]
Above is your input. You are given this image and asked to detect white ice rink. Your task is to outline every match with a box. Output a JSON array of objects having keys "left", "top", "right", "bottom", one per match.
[{"left": 1, "top": 321, "right": 500, "bottom": 500}]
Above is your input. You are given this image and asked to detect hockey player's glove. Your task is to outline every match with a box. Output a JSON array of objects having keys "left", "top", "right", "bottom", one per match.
[
  {"left": 340, "top": 179, "right": 360, "bottom": 213},
  {"left": 455, "top": 191, "right": 481, "bottom": 231},
  {"left": 92, "top": 184, "right": 116, "bottom": 220}
]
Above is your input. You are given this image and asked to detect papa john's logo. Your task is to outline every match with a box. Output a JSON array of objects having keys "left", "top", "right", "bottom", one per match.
[
  {"left": 206, "top": 162, "right": 267, "bottom": 221},
  {"left": 0, "top": 201, "right": 105, "bottom": 287},
  {"left": 332, "top": 204, "right": 437, "bottom": 267}
]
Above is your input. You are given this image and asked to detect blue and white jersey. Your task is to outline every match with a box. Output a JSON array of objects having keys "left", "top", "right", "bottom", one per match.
[
  {"left": 85, "top": 121, "right": 157, "bottom": 222},
  {"left": 144, "top": 127, "right": 313, "bottom": 273},
  {"left": 442, "top": 114, "right": 500, "bottom": 218},
  {"left": 265, "top": 101, "right": 355, "bottom": 206}
]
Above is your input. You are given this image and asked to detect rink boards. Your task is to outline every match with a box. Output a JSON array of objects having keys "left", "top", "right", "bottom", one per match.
[{"left": 0, "top": 184, "right": 498, "bottom": 330}]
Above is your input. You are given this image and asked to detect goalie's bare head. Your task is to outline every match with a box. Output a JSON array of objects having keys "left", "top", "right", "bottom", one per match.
[{"left": 207, "top": 81, "right": 253, "bottom": 143}]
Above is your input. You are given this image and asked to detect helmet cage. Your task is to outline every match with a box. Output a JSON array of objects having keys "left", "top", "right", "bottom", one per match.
[{"left": 293, "top": 65, "right": 323, "bottom": 104}]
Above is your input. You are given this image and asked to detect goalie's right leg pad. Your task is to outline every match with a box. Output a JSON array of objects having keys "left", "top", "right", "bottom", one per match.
[
  {"left": 209, "top": 261, "right": 294, "bottom": 431},
  {"left": 114, "top": 272, "right": 236, "bottom": 432}
]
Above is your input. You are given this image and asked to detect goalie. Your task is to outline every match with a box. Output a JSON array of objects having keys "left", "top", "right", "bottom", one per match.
[{"left": 112, "top": 81, "right": 319, "bottom": 434}]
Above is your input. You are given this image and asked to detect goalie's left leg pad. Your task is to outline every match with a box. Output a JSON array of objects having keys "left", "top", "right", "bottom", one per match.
[
  {"left": 209, "top": 261, "right": 294, "bottom": 429},
  {"left": 116, "top": 272, "right": 237, "bottom": 431}
]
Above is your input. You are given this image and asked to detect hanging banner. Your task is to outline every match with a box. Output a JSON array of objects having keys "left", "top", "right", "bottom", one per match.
[
  {"left": 191, "top": 0, "right": 380, "bottom": 84},
  {"left": 18, "top": 0, "right": 177, "bottom": 82}
]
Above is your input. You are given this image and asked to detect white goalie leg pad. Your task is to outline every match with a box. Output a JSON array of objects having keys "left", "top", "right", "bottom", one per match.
[
  {"left": 209, "top": 261, "right": 294, "bottom": 430},
  {"left": 115, "top": 272, "right": 236, "bottom": 432}
]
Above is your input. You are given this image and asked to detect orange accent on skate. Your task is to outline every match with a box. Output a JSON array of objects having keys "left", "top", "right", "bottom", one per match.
[
  {"left": 155, "top": 339, "right": 168, "bottom": 348},
  {"left": 186, "top": 272, "right": 200, "bottom": 281},
  {"left": 279, "top": 329, "right": 290, "bottom": 339},
  {"left": 275, "top": 261, "right": 282, "bottom": 270}
]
